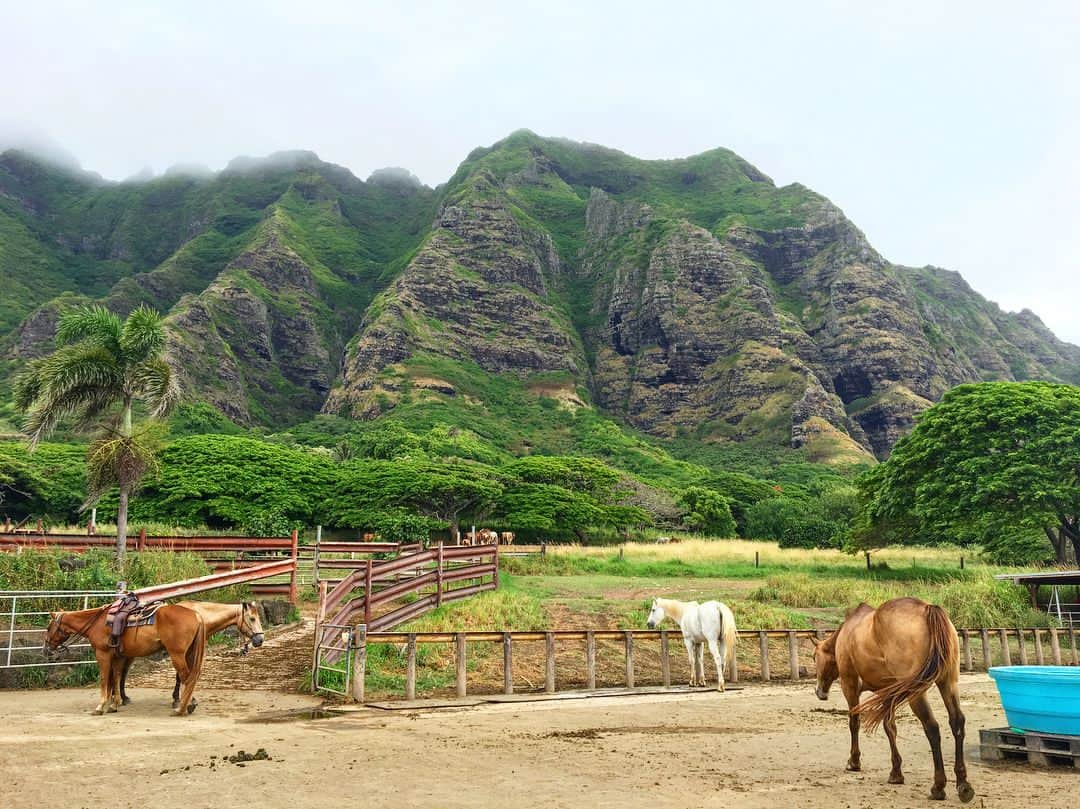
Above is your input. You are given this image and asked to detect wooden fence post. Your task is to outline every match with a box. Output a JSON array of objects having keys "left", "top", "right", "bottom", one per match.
[
  {"left": 586, "top": 631, "right": 596, "bottom": 690},
  {"left": 545, "top": 632, "right": 556, "bottom": 694},
  {"left": 730, "top": 632, "right": 740, "bottom": 684},
  {"left": 1070, "top": 627, "right": 1079, "bottom": 666},
  {"left": 288, "top": 529, "right": 299, "bottom": 603},
  {"left": 1034, "top": 630, "right": 1045, "bottom": 665},
  {"left": 960, "top": 630, "right": 972, "bottom": 672},
  {"left": 624, "top": 631, "right": 634, "bottom": 688},
  {"left": 455, "top": 633, "right": 467, "bottom": 697},
  {"left": 493, "top": 542, "right": 500, "bottom": 590},
  {"left": 1049, "top": 628, "right": 1062, "bottom": 666},
  {"left": 350, "top": 625, "right": 367, "bottom": 703},
  {"left": 1017, "top": 629, "right": 1028, "bottom": 665},
  {"left": 503, "top": 632, "right": 513, "bottom": 695},
  {"left": 436, "top": 543, "right": 444, "bottom": 607},
  {"left": 999, "top": 628, "right": 1012, "bottom": 666},
  {"left": 660, "top": 630, "right": 671, "bottom": 687},
  {"left": 788, "top": 632, "right": 800, "bottom": 680},
  {"left": 758, "top": 631, "right": 770, "bottom": 682},
  {"left": 980, "top": 629, "right": 991, "bottom": 671},
  {"left": 138, "top": 527, "right": 147, "bottom": 552},
  {"left": 405, "top": 633, "right": 417, "bottom": 701},
  {"left": 313, "top": 525, "right": 321, "bottom": 585}
]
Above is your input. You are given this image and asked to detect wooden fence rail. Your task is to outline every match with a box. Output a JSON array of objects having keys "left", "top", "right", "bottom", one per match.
[{"left": 341, "top": 625, "right": 1080, "bottom": 703}]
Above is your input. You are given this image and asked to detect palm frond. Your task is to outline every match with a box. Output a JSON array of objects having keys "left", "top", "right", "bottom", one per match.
[
  {"left": 38, "top": 345, "right": 123, "bottom": 404},
  {"left": 119, "top": 305, "right": 166, "bottom": 364},
  {"left": 22, "top": 384, "right": 119, "bottom": 447},
  {"left": 55, "top": 305, "right": 122, "bottom": 352},
  {"left": 12, "top": 358, "right": 46, "bottom": 412},
  {"left": 131, "top": 357, "right": 181, "bottom": 418},
  {"left": 84, "top": 428, "right": 161, "bottom": 505}
]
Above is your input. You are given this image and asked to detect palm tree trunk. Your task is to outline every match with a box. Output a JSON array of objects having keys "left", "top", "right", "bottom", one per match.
[{"left": 116, "top": 486, "right": 129, "bottom": 563}]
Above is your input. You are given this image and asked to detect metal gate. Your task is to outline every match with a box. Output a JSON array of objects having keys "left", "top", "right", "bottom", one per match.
[
  {"left": 1, "top": 590, "right": 117, "bottom": 670},
  {"left": 313, "top": 622, "right": 356, "bottom": 697}
]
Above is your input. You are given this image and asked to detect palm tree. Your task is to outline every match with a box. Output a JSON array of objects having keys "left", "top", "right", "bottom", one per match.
[{"left": 14, "top": 305, "right": 180, "bottom": 561}]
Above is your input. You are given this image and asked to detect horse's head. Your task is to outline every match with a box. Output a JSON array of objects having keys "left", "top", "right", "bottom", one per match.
[
  {"left": 811, "top": 633, "right": 839, "bottom": 700},
  {"left": 43, "top": 612, "right": 69, "bottom": 659},
  {"left": 646, "top": 599, "right": 665, "bottom": 629},
  {"left": 239, "top": 602, "right": 265, "bottom": 648}
]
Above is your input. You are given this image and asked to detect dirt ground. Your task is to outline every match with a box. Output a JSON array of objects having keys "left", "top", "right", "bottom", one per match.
[{"left": 0, "top": 674, "right": 1069, "bottom": 809}]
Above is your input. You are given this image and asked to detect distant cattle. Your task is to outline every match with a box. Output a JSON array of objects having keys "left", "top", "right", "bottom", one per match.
[
  {"left": 499, "top": 531, "right": 515, "bottom": 545},
  {"left": 361, "top": 532, "right": 377, "bottom": 542},
  {"left": 463, "top": 528, "right": 499, "bottom": 545}
]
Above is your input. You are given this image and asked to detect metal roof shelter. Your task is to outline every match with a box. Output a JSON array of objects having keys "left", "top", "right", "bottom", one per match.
[{"left": 995, "top": 570, "right": 1080, "bottom": 626}]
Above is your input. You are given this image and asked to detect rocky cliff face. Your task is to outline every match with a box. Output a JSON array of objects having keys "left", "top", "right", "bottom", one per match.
[
  {"left": 2, "top": 134, "right": 1076, "bottom": 458},
  {"left": 323, "top": 170, "right": 587, "bottom": 418}
]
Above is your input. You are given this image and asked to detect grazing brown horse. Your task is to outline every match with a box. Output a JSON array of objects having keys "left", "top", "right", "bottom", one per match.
[
  {"left": 116, "top": 601, "right": 264, "bottom": 709},
  {"left": 813, "top": 597, "right": 974, "bottom": 803},
  {"left": 45, "top": 604, "right": 207, "bottom": 716}
]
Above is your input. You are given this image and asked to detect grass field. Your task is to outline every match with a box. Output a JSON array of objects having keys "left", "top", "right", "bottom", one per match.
[{"left": 348, "top": 540, "right": 1051, "bottom": 699}]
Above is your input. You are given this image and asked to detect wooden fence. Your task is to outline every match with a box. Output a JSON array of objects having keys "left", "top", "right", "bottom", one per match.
[
  {"left": 336, "top": 624, "right": 1080, "bottom": 703},
  {"left": 0, "top": 529, "right": 300, "bottom": 601}
]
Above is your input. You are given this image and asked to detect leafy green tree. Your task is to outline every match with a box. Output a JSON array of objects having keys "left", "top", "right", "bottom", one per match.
[
  {"left": 132, "top": 435, "right": 336, "bottom": 529},
  {"left": 0, "top": 442, "right": 87, "bottom": 522},
  {"left": 496, "top": 483, "right": 604, "bottom": 536},
  {"left": 705, "top": 471, "right": 781, "bottom": 534},
  {"left": 326, "top": 460, "right": 503, "bottom": 538},
  {"left": 677, "top": 486, "right": 737, "bottom": 537},
  {"left": 744, "top": 497, "right": 832, "bottom": 548},
  {"left": 13, "top": 305, "right": 179, "bottom": 559},
  {"left": 503, "top": 456, "right": 621, "bottom": 496},
  {"left": 857, "top": 382, "right": 1080, "bottom": 564}
]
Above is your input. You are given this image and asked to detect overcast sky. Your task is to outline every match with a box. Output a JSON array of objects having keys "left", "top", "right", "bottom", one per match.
[{"left": 4, "top": 1, "right": 1079, "bottom": 343}]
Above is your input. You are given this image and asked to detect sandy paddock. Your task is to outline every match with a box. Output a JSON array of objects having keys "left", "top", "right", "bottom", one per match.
[{"left": 0, "top": 675, "right": 1066, "bottom": 809}]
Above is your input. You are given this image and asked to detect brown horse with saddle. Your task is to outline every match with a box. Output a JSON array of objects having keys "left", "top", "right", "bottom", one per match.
[
  {"left": 813, "top": 597, "right": 974, "bottom": 803},
  {"left": 45, "top": 599, "right": 208, "bottom": 716},
  {"left": 116, "top": 601, "right": 264, "bottom": 710}
]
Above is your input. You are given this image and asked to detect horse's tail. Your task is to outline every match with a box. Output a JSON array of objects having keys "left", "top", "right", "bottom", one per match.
[
  {"left": 853, "top": 604, "right": 957, "bottom": 731},
  {"left": 186, "top": 616, "right": 207, "bottom": 684},
  {"left": 719, "top": 602, "right": 737, "bottom": 679}
]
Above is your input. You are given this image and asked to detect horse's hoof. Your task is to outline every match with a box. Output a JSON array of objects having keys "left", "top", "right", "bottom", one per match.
[
  {"left": 846, "top": 762, "right": 861, "bottom": 772},
  {"left": 929, "top": 787, "right": 946, "bottom": 801},
  {"left": 92, "top": 708, "right": 103, "bottom": 716},
  {"left": 887, "top": 773, "right": 904, "bottom": 785},
  {"left": 957, "top": 783, "right": 975, "bottom": 803},
  {"left": 171, "top": 701, "right": 180, "bottom": 711},
  {"left": 187, "top": 701, "right": 198, "bottom": 715},
  {"left": 122, "top": 697, "right": 132, "bottom": 706}
]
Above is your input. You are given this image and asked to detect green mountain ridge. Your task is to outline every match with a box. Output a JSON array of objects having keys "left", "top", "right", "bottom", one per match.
[{"left": 2, "top": 131, "right": 1077, "bottom": 463}]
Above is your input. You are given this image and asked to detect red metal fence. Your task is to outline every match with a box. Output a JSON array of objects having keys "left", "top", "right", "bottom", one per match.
[
  {"left": 0, "top": 529, "right": 300, "bottom": 601},
  {"left": 315, "top": 543, "right": 498, "bottom": 670}
]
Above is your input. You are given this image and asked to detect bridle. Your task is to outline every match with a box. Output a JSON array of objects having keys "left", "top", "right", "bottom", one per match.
[
  {"left": 235, "top": 602, "right": 263, "bottom": 655},
  {"left": 45, "top": 608, "right": 105, "bottom": 655}
]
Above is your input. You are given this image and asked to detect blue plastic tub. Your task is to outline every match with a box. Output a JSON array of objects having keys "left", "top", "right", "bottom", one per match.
[{"left": 988, "top": 666, "right": 1080, "bottom": 736}]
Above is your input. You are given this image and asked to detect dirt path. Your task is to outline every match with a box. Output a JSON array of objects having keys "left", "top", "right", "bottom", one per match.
[
  {"left": 1, "top": 675, "right": 1067, "bottom": 809},
  {"left": 125, "top": 618, "right": 315, "bottom": 692}
]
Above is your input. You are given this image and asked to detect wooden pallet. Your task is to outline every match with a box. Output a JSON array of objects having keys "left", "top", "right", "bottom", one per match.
[{"left": 980, "top": 727, "right": 1080, "bottom": 768}]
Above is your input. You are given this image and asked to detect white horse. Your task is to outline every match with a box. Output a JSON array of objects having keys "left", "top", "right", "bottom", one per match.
[{"left": 646, "top": 597, "right": 737, "bottom": 691}]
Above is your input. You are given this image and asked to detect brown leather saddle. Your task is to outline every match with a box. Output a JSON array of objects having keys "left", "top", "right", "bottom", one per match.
[{"left": 106, "top": 596, "right": 165, "bottom": 653}]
